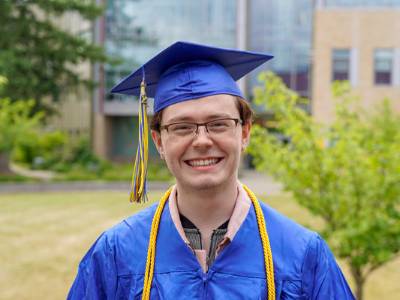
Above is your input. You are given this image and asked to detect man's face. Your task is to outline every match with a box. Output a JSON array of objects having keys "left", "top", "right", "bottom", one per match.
[{"left": 151, "top": 94, "right": 251, "bottom": 191}]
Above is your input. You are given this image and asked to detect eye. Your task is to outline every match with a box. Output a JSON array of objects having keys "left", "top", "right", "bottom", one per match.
[{"left": 174, "top": 124, "right": 192, "bottom": 130}]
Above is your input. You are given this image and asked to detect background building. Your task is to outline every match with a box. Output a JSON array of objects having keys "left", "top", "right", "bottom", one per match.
[
  {"left": 48, "top": 11, "right": 93, "bottom": 136},
  {"left": 312, "top": 0, "right": 400, "bottom": 122},
  {"left": 249, "top": 0, "right": 313, "bottom": 98}
]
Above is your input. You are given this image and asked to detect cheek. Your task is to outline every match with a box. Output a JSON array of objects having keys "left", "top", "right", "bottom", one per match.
[
  {"left": 217, "top": 136, "right": 242, "bottom": 157},
  {"left": 162, "top": 151, "right": 178, "bottom": 175},
  {"left": 162, "top": 139, "right": 187, "bottom": 163}
]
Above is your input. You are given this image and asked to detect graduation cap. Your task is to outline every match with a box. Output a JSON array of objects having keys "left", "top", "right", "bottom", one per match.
[{"left": 111, "top": 41, "right": 273, "bottom": 203}]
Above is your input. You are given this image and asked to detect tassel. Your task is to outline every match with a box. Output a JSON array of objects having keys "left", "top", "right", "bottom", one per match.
[{"left": 130, "top": 74, "right": 149, "bottom": 203}]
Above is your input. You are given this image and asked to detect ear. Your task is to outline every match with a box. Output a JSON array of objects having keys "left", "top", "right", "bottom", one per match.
[
  {"left": 241, "top": 122, "right": 252, "bottom": 151},
  {"left": 151, "top": 130, "right": 164, "bottom": 159}
]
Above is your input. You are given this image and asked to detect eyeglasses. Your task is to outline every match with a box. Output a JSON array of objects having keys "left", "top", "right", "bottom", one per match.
[{"left": 160, "top": 118, "right": 242, "bottom": 138}]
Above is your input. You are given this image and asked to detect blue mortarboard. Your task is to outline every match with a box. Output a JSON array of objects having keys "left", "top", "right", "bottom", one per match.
[
  {"left": 110, "top": 41, "right": 273, "bottom": 203},
  {"left": 111, "top": 41, "right": 273, "bottom": 112}
]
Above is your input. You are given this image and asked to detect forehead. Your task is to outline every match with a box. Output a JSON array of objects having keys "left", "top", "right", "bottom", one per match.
[{"left": 161, "top": 94, "right": 239, "bottom": 123}]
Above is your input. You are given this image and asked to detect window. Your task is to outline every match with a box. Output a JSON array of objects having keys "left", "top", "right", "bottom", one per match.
[
  {"left": 374, "top": 49, "right": 393, "bottom": 85},
  {"left": 332, "top": 49, "right": 350, "bottom": 81}
]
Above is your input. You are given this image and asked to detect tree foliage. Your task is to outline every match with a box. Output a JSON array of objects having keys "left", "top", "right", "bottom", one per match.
[
  {"left": 0, "top": 0, "right": 108, "bottom": 112},
  {"left": 248, "top": 72, "right": 400, "bottom": 300}
]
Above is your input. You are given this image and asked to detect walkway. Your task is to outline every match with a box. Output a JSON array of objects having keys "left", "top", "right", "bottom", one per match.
[{"left": 0, "top": 170, "right": 282, "bottom": 195}]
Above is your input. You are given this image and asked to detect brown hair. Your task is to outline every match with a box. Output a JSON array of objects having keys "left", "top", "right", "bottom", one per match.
[{"left": 150, "top": 96, "right": 254, "bottom": 132}]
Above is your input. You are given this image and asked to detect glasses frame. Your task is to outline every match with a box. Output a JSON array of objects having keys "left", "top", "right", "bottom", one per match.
[{"left": 160, "top": 118, "right": 242, "bottom": 136}]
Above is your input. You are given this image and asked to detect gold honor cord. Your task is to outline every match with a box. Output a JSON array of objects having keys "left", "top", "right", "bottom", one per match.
[
  {"left": 141, "top": 185, "right": 275, "bottom": 300},
  {"left": 130, "top": 80, "right": 149, "bottom": 203},
  {"left": 243, "top": 185, "right": 276, "bottom": 300},
  {"left": 141, "top": 187, "right": 172, "bottom": 299}
]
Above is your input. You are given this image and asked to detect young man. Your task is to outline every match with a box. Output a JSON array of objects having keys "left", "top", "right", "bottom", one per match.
[{"left": 68, "top": 42, "right": 355, "bottom": 299}]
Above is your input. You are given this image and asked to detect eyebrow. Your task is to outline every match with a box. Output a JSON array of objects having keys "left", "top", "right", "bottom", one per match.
[{"left": 165, "top": 113, "right": 237, "bottom": 123}]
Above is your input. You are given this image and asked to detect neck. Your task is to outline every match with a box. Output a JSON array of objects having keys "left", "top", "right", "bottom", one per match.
[{"left": 175, "top": 179, "right": 238, "bottom": 232}]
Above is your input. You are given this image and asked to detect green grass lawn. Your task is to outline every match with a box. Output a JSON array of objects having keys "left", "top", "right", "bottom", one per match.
[{"left": 0, "top": 191, "right": 399, "bottom": 299}]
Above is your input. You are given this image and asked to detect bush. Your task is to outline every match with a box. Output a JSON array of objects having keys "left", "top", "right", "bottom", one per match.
[
  {"left": 12, "top": 131, "right": 103, "bottom": 172},
  {"left": 0, "top": 97, "right": 43, "bottom": 174},
  {"left": 12, "top": 131, "right": 172, "bottom": 182},
  {"left": 13, "top": 131, "right": 67, "bottom": 169}
]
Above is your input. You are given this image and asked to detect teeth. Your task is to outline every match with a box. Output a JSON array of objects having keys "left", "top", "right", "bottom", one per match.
[{"left": 188, "top": 158, "right": 219, "bottom": 167}]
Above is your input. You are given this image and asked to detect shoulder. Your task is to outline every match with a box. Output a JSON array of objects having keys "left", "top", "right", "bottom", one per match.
[
  {"left": 258, "top": 202, "right": 320, "bottom": 277},
  {"left": 259, "top": 201, "right": 316, "bottom": 248},
  {"left": 82, "top": 202, "right": 159, "bottom": 253},
  {"left": 102, "top": 203, "right": 158, "bottom": 252},
  {"left": 104, "top": 202, "right": 158, "bottom": 241}
]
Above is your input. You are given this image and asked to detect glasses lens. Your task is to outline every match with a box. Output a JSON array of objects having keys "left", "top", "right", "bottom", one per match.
[
  {"left": 207, "top": 119, "right": 235, "bottom": 134},
  {"left": 169, "top": 123, "right": 197, "bottom": 136}
]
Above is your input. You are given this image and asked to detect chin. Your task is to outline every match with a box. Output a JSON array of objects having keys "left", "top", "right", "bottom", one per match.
[
  {"left": 194, "top": 181, "right": 221, "bottom": 191},
  {"left": 179, "top": 174, "right": 232, "bottom": 191}
]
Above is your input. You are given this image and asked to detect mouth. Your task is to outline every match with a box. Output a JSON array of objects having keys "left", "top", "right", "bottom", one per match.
[{"left": 184, "top": 157, "right": 223, "bottom": 168}]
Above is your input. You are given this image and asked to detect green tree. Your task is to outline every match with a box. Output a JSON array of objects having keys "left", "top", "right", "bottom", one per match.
[
  {"left": 0, "top": 0, "right": 108, "bottom": 112},
  {"left": 248, "top": 72, "right": 400, "bottom": 300}
]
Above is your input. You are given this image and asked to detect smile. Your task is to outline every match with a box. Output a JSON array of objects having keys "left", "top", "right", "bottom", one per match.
[{"left": 185, "top": 157, "right": 223, "bottom": 167}]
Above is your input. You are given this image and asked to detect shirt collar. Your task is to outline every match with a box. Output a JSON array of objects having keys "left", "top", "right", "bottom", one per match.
[{"left": 168, "top": 181, "right": 251, "bottom": 244}]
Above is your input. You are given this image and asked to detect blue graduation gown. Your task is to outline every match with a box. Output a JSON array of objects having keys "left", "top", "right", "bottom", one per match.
[{"left": 67, "top": 200, "right": 355, "bottom": 299}]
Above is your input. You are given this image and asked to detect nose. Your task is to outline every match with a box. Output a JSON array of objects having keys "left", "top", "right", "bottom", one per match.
[{"left": 192, "top": 125, "right": 213, "bottom": 147}]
